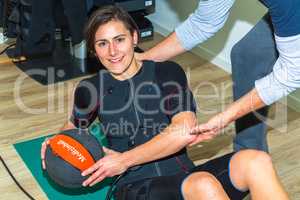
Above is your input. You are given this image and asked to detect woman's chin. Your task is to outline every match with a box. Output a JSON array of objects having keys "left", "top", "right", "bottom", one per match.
[
  {"left": 108, "top": 62, "right": 130, "bottom": 74},
  {"left": 109, "top": 68, "right": 126, "bottom": 77}
]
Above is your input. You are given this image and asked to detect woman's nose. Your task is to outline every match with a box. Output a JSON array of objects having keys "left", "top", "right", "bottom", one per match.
[{"left": 109, "top": 43, "right": 117, "bottom": 56}]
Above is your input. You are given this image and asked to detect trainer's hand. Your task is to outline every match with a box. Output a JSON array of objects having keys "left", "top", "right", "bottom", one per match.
[
  {"left": 41, "top": 138, "right": 50, "bottom": 170},
  {"left": 189, "top": 112, "right": 231, "bottom": 146},
  {"left": 82, "top": 147, "right": 129, "bottom": 187}
]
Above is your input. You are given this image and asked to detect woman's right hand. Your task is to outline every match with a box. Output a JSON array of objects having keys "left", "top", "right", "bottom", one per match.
[
  {"left": 40, "top": 121, "right": 76, "bottom": 169},
  {"left": 41, "top": 138, "right": 50, "bottom": 170}
]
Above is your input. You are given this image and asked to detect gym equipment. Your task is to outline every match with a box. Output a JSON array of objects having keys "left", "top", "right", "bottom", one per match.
[{"left": 45, "top": 129, "right": 104, "bottom": 189}]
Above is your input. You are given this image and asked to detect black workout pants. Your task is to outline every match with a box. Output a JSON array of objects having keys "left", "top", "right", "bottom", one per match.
[{"left": 114, "top": 152, "right": 249, "bottom": 200}]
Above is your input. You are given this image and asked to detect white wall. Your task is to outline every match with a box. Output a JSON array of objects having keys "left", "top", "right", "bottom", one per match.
[{"left": 147, "top": 0, "right": 267, "bottom": 73}]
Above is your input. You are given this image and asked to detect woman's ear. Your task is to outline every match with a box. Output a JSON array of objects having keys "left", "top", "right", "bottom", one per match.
[{"left": 133, "top": 31, "right": 139, "bottom": 47}]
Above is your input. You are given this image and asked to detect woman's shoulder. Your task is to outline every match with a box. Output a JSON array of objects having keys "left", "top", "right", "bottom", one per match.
[
  {"left": 77, "top": 71, "right": 103, "bottom": 86},
  {"left": 154, "top": 61, "right": 187, "bottom": 84}
]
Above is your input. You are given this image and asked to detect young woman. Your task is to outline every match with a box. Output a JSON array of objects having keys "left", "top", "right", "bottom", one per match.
[{"left": 41, "top": 5, "right": 289, "bottom": 200}]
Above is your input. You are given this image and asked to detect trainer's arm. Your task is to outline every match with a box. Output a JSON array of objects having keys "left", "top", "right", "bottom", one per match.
[
  {"left": 190, "top": 88, "right": 266, "bottom": 144},
  {"left": 137, "top": 32, "right": 186, "bottom": 62},
  {"left": 221, "top": 88, "right": 266, "bottom": 127},
  {"left": 137, "top": 0, "right": 235, "bottom": 62},
  {"left": 191, "top": 33, "right": 300, "bottom": 140}
]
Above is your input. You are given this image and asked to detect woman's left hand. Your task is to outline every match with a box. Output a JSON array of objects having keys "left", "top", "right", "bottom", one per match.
[{"left": 82, "top": 147, "right": 129, "bottom": 187}]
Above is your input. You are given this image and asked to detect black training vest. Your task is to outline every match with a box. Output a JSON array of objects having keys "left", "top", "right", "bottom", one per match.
[{"left": 98, "top": 61, "right": 195, "bottom": 187}]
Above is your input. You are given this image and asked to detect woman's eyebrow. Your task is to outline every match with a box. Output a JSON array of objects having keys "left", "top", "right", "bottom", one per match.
[
  {"left": 113, "top": 34, "right": 126, "bottom": 39},
  {"left": 95, "top": 34, "right": 127, "bottom": 43}
]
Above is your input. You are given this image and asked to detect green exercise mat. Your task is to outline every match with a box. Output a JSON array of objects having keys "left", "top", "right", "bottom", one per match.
[{"left": 13, "top": 123, "right": 113, "bottom": 200}]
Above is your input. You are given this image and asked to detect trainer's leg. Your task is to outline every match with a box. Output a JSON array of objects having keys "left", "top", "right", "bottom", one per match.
[
  {"left": 231, "top": 14, "right": 278, "bottom": 152},
  {"left": 229, "top": 150, "right": 289, "bottom": 200},
  {"left": 181, "top": 172, "right": 230, "bottom": 200}
]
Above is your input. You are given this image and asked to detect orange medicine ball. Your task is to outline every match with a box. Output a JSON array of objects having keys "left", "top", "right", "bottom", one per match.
[{"left": 45, "top": 129, "right": 104, "bottom": 188}]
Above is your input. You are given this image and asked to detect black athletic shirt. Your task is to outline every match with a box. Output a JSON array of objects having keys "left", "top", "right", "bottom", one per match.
[{"left": 70, "top": 60, "right": 196, "bottom": 133}]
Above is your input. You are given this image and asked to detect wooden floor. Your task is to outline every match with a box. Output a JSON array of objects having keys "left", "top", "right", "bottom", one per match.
[{"left": 1, "top": 33, "right": 300, "bottom": 200}]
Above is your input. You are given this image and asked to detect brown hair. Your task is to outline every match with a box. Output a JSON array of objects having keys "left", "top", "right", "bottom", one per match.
[{"left": 84, "top": 5, "right": 139, "bottom": 53}]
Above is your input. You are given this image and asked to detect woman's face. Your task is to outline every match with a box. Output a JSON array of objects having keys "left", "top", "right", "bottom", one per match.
[{"left": 94, "top": 19, "right": 138, "bottom": 79}]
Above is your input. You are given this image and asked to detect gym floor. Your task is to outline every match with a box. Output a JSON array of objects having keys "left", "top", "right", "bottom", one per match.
[{"left": 0, "top": 33, "right": 300, "bottom": 199}]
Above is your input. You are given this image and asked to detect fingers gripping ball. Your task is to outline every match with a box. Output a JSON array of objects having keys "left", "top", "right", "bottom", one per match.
[{"left": 45, "top": 129, "right": 104, "bottom": 188}]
